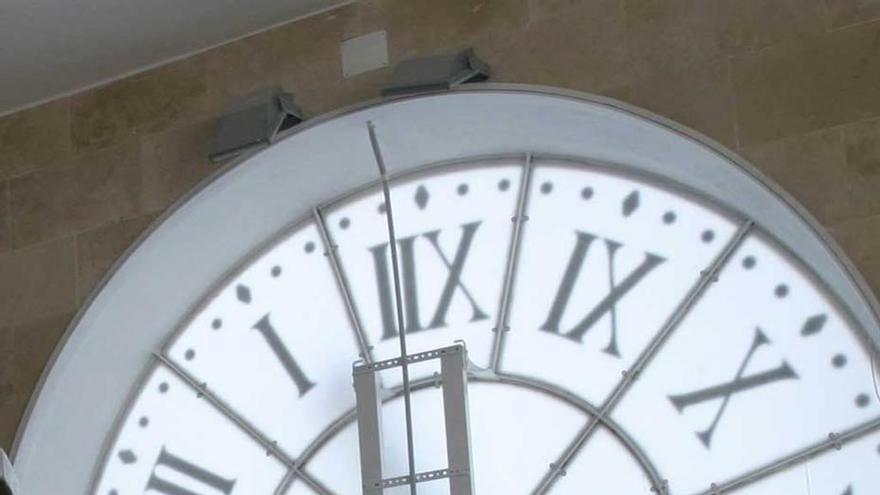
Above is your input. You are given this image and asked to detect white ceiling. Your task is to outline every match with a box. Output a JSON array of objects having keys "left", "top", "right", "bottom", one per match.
[{"left": 0, "top": 0, "right": 348, "bottom": 116}]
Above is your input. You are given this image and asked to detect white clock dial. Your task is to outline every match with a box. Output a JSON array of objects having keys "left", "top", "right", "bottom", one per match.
[
  {"left": 90, "top": 157, "right": 880, "bottom": 494},
  {"left": 14, "top": 88, "right": 880, "bottom": 495}
]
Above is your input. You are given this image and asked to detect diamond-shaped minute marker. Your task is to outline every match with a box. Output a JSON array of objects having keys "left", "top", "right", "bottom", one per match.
[
  {"left": 622, "top": 190, "right": 640, "bottom": 217},
  {"left": 801, "top": 313, "right": 827, "bottom": 337},
  {"left": 414, "top": 185, "right": 429, "bottom": 210},
  {"left": 236, "top": 284, "right": 252, "bottom": 304},
  {"left": 118, "top": 449, "right": 137, "bottom": 464}
]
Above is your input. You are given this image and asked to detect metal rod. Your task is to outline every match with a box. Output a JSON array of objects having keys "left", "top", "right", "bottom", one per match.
[
  {"left": 604, "top": 220, "right": 753, "bottom": 412},
  {"left": 531, "top": 219, "right": 754, "bottom": 494},
  {"left": 154, "top": 353, "right": 332, "bottom": 494},
  {"left": 693, "top": 416, "right": 880, "bottom": 495},
  {"left": 273, "top": 469, "right": 296, "bottom": 495},
  {"left": 489, "top": 153, "right": 534, "bottom": 371},
  {"left": 314, "top": 207, "right": 375, "bottom": 364},
  {"left": 492, "top": 371, "right": 664, "bottom": 491},
  {"left": 367, "top": 121, "right": 418, "bottom": 495}
]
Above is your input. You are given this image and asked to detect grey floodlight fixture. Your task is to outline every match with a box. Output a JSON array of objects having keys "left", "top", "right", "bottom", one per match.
[
  {"left": 0, "top": 449, "right": 18, "bottom": 495},
  {"left": 209, "top": 87, "right": 305, "bottom": 163},
  {"left": 381, "top": 48, "right": 491, "bottom": 97}
]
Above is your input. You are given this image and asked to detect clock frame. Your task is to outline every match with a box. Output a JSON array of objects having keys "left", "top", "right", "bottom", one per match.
[{"left": 11, "top": 85, "right": 880, "bottom": 495}]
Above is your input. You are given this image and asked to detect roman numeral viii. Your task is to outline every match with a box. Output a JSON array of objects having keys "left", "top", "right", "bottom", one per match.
[
  {"left": 540, "top": 231, "right": 665, "bottom": 357},
  {"left": 370, "top": 221, "right": 489, "bottom": 340},
  {"left": 253, "top": 313, "right": 315, "bottom": 396},
  {"left": 668, "top": 328, "right": 798, "bottom": 448},
  {"left": 146, "top": 447, "right": 236, "bottom": 495}
]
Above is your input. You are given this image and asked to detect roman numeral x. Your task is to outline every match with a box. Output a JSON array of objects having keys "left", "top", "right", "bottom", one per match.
[{"left": 668, "top": 328, "right": 798, "bottom": 448}]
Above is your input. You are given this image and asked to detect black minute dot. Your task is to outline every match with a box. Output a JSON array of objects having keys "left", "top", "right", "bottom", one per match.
[
  {"left": 271, "top": 265, "right": 282, "bottom": 277},
  {"left": 541, "top": 182, "right": 553, "bottom": 194},
  {"left": 832, "top": 354, "right": 847, "bottom": 368},
  {"left": 856, "top": 394, "right": 871, "bottom": 408},
  {"left": 339, "top": 217, "right": 350, "bottom": 229},
  {"left": 742, "top": 256, "right": 756, "bottom": 269},
  {"left": 185, "top": 349, "right": 195, "bottom": 361},
  {"left": 581, "top": 187, "right": 593, "bottom": 200},
  {"left": 109, "top": 490, "right": 118, "bottom": 495},
  {"left": 775, "top": 284, "right": 789, "bottom": 298},
  {"left": 457, "top": 184, "right": 469, "bottom": 195},
  {"left": 378, "top": 203, "right": 386, "bottom": 214},
  {"left": 139, "top": 416, "right": 149, "bottom": 428},
  {"left": 498, "top": 179, "right": 511, "bottom": 192},
  {"left": 701, "top": 230, "right": 715, "bottom": 243},
  {"left": 305, "top": 242, "right": 315, "bottom": 253},
  {"left": 212, "top": 318, "right": 222, "bottom": 330},
  {"left": 158, "top": 382, "right": 169, "bottom": 394},
  {"left": 663, "top": 211, "right": 676, "bottom": 224}
]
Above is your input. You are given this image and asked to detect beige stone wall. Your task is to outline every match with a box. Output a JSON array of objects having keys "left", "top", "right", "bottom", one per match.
[{"left": 2, "top": 0, "right": 880, "bottom": 451}]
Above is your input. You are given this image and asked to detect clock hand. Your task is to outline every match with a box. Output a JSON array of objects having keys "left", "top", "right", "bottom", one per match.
[{"left": 368, "top": 122, "right": 419, "bottom": 495}]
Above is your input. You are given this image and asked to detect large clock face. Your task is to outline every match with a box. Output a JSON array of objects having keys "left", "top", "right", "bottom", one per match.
[{"left": 90, "top": 153, "right": 880, "bottom": 495}]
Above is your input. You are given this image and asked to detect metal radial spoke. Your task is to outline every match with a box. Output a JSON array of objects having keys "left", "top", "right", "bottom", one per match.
[
  {"left": 274, "top": 469, "right": 296, "bottom": 495},
  {"left": 154, "top": 353, "right": 332, "bottom": 495},
  {"left": 491, "top": 371, "right": 664, "bottom": 491},
  {"left": 692, "top": 416, "right": 880, "bottom": 495},
  {"left": 489, "top": 152, "right": 534, "bottom": 372},
  {"left": 314, "top": 207, "right": 375, "bottom": 364},
  {"left": 530, "top": 219, "right": 754, "bottom": 494}
]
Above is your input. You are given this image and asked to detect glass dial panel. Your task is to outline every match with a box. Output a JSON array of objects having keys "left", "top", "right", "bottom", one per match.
[
  {"left": 94, "top": 367, "right": 287, "bottom": 495},
  {"left": 613, "top": 232, "right": 880, "bottom": 493},
  {"left": 303, "top": 383, "right": 588, "bottom": 494},
  {"left": 503, "top": 160, "right": 738, "bottom": 404},
  {"left": 93, "top": 158, "right": 880, "bottom": 494},
  {"left": 550, "top": 426, "right": 653, "bottom": 494},
  {"left": 166, "top": 223, "right": 363, "bottom": 458},
  {"left": 729, "top": 429, "right": 880, "bottom": 494}
]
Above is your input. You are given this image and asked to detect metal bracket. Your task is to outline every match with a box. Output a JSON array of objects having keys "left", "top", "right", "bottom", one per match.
[
  {"left": 353, "top": 344, "right": 475, "bottom": 495},
  {"left": 1, "top": 449, "right": 18, "bottom": 495},
  {"left": 381, "top": 48, "right": 490, "bottom": 97},
  {"left": 209, "top": 87, "right": 304, "bottom": 163}
]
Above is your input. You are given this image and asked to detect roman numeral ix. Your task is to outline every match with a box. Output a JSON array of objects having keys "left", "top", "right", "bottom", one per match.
[
  {"left": 146, "top": 447, "right": 236, "bottom": 495},
  {"left": 540, "top": 231, "right": 665, "bottom": 357},
  {"left": 668, "top": 328, "right": 798, "bottom": 448},
  {"left": 370, "top": 221, "right": 489, "bottom": 340}
]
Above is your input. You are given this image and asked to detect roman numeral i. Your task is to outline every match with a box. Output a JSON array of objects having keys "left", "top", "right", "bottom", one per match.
[{"left": 253, "top": 313, "right": 315, "bottom": 397}]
